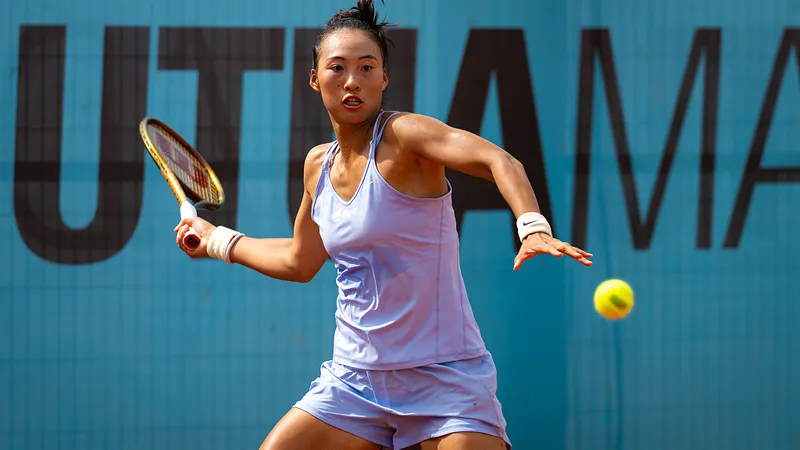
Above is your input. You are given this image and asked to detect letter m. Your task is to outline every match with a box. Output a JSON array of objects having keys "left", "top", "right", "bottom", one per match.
[{"left": 571, "top": 29, "right": 721, "bottom": 250}]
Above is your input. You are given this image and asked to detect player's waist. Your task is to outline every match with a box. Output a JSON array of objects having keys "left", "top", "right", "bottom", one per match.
[
  {"left": 335, "top": 268, "right": 464, "bottom": 304},
  {"left": 331, "top": 311, "right": 486, "bottom": 369},
  {"left": 331, "top": 347, "right": 489, "bottom": 371}
]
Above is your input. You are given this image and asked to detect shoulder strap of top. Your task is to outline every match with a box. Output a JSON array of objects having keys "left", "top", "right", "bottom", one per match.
[
  {"left": 314, "top": 141, "right": 338, "bottom": 200},
  {"left": 320, "top": 141, "right": 338, "bottom": 174},
  {"left": 369, "top": 111, "right": 401, "bottom": 160}
]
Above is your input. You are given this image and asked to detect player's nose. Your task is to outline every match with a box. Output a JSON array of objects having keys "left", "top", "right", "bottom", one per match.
[{"left": 344, "top": 73, "right": 360, "bottom": 91}]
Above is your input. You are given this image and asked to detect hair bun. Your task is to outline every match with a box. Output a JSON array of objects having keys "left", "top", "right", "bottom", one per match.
[{"left": 351, "top": 0, "right": 389, "bottom": 29}]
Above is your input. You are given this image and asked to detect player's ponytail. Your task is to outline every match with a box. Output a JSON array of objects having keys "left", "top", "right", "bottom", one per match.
[
  {"left": 350, "top": 0, "right": 387, "bottom": 29},
  {"left": 312, "top": 0, "right": 397, "bottom": 70}
]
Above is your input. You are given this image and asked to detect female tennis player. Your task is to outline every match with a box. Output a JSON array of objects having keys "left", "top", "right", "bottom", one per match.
[{"left": 174, "top": 1, "right": 592, "bottom": 448}]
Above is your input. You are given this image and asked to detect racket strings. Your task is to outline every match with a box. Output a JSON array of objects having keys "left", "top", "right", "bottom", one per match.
[{"left": 149, "top": 124, "right": 220, "bottom": 203}]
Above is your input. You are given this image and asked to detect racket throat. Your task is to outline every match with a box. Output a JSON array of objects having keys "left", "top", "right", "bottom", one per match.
[{"left": 180, "top": 201, "right": 198, "bottom": 220}]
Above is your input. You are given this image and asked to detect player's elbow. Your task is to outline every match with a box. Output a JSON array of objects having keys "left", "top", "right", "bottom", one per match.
[
  {"left": 287, "top": 255, "right": 324, "bottom": 284},
  {"left": 488, "top": 151, "right": 526, "bottom": 181},
  {"left": 293, "top": 268, "right": 317, "bottom": 283},
  {"left": 283, "top": 261, "right": 314, "bottom": 283},
  {"left": 505, "top": 152, "right": 526, "bottom": 172}
]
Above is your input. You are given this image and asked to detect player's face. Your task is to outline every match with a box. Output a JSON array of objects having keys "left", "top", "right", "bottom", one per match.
[{"left": 311, "top": 29, "right": 388, "bottom": 124}]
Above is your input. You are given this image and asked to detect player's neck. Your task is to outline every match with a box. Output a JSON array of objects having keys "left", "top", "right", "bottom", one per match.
[{"left": 332, "top": 113, "right": 380, "bottom": 158}]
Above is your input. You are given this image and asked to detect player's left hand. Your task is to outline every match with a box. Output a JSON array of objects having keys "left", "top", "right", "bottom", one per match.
[{"left": 513, "top": 232, "right": 593, "bottom": 270}]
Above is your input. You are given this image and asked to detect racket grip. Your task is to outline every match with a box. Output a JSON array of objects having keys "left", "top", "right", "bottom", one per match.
[
  {"left": 179, "top": 201, "right": 201, "bottom": 250},
  {"left": 183, "top": 230, "right": 202, "bottom": 250}
]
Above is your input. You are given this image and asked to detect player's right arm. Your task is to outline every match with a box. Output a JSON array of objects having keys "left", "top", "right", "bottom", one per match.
[
  {"left": 228, "top": 145, "right": 329, "bottom": 282},
  {"left": 174, "top": 144, "right": 330, "bottom": 283}
]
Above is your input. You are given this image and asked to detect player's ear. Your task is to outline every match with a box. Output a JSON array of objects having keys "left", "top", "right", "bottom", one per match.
[
  {"left": 309, "top": 69, "right": 320, "bottom": 92},
  {"left": 382, "top": 67, "right": 388, "bottom": 91}
]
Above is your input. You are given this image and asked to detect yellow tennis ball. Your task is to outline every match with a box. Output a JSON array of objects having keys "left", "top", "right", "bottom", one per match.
[{"left": 593, "top": 279, "right": 634, "bottom": 320}]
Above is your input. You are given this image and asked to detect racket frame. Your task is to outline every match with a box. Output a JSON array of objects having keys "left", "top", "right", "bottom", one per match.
[
  {"left": 139, "top": 117, "right": 226, "bottom": 250},
  {"left": 139, "top": 117, "right": 225, "bottom": 210}
]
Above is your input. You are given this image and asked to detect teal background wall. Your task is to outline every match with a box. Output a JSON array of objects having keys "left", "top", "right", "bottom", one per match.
[{"left": 1, "top": 0, "right": 798, "bottom": 449}]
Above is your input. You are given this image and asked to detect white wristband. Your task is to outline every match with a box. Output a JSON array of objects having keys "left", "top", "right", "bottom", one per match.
[
  {"left": 207, "top": 226, "right": 244, "bottom": 263},
  {"left": 516, "top": 212, "right": 552, "bottom": 242}
]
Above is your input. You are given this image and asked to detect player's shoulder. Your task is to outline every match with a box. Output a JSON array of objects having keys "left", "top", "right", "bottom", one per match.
[
  {"left": 383, "top": 111, "right": 423, "bottom": 128},
  {"left": 303, "top": 142, "right": 333, "bottom": 184},
  {"left": 385, "top": 111, "right": 448, "bottom": 132},
  {"left": 382, "top": 112, "right": 450, "bottom": 145},
  {"left": 305, "top": 142, "right": 332, "bottom": 167}
]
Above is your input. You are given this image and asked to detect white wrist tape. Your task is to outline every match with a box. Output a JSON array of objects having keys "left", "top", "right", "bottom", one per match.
[
  {"left": 206, "top": 226, "right": 244, "bottom": 263},
  {"left": 516, "top": 212, "right": 552, "bottom": 242}
]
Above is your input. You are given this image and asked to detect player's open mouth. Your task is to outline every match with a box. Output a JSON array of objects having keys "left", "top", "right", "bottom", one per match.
[{"left": 343, "top": 96, "right": 363, "bottom": 109}]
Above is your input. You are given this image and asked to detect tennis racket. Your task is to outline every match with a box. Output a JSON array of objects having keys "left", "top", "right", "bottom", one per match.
[{"left": 139, "top": 117, "right": 225, "bottom": 250}]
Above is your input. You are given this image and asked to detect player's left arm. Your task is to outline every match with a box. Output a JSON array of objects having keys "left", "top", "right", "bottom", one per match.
[{"left": 391, "top": 113, "right": 592, "bottom": 269}]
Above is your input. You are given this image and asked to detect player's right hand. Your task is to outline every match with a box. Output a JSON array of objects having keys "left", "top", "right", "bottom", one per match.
[{"left": 174, "top": 217, "right": 215, "bottom": 258}]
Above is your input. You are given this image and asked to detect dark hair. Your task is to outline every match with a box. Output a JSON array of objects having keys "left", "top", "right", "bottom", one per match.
[{"left": 312, "top": 0, "right": 397, "bottom": 70}]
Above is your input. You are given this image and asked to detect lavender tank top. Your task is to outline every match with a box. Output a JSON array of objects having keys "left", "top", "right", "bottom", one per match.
[{"left": 311, "top": 111, "right": 487, "bottom": 370}]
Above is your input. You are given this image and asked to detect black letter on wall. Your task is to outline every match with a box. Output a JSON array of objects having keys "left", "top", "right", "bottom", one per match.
[
  {"left": 159, "top": 27, "right": 285, "bottom": 228},
  {"left": 14, "top": 26, "right": 150, "bottom": 264},
  {"left": 724, "top": 29, "right": 800, "bottom": 248},
  {"left": 572, "top": 28, "right": 720, "bottom": 250},
  {"left": 446, "top": 29, "right": 552, "bottom": 250}
]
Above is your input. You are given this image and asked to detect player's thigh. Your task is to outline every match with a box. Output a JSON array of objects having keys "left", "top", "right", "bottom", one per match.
[
  {"left": 418, "top": 431, "right": 507, "bottom": 450},
  {"left": 259, "top": 407, "right": 381, "bottom": 450}
]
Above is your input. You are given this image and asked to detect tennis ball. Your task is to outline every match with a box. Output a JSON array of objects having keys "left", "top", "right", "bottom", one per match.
[{"left": 593, "top": 279, "right": 634, "bottom": 320}]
